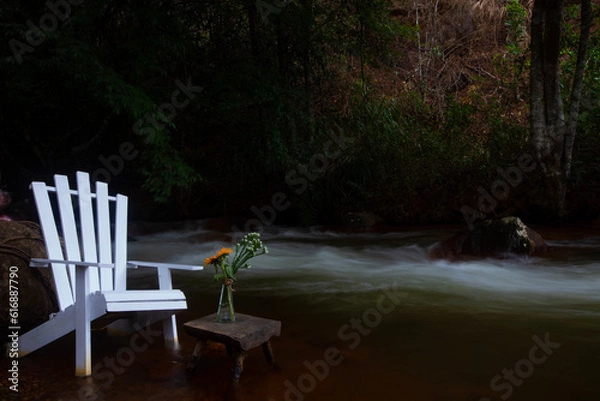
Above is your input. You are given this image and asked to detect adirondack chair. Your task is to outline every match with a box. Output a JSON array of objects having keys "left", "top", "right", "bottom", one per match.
[{"left": 18, "top": 171, "right": 203, "bottom": 376}]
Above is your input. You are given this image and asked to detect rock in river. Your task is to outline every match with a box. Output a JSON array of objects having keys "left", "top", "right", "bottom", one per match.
[{"left": 429, "top": 216, "right": 546, "bottom": 260}]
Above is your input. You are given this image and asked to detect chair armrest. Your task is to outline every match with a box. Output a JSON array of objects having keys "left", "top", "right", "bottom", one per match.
[
  {"left": 127, "top": 260, "right": 203, "bottom": 271},
  {"left": 30, "top": 258, "right": 114, "bottom": 269}
]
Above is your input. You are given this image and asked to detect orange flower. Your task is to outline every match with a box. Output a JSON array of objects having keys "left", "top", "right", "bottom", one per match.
[{"left": 204, "top": 247, "right": 232, "bottom": 266}]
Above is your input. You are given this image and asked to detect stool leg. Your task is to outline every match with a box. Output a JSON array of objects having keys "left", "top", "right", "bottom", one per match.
[
  {"left": 232, "top": 349, "right": 247, "bottom": 384},
  {"left": 187, "top": 339, "right": 206, "bottom": 371},
  {"left": 262, "top": 340, "right": 275, "bottom": 364}
]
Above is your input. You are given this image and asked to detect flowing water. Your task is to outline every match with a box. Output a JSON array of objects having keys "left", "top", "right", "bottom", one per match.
[{"left": 9, "top": 221, "right": 600, "bottom": 401}]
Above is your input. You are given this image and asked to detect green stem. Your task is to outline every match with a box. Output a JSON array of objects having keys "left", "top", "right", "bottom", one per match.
[
  {"left": 226, "top": 284, "right": 235, "bottom": 321},
  {"left": 232, "top": 246, "right": 249, "bottom": 271},
  {"left": 219, "top": 260, "right": 230, "bottom": 280}
]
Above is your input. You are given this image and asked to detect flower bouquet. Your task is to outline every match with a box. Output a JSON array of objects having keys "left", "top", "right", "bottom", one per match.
[{"left": 204, "top": 232, "right": 268, "bottom": 322}]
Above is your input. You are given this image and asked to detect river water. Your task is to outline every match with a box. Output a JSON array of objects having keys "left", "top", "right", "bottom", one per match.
[{"left": 9, "top": 221, "right": 600, "bottom": 401}]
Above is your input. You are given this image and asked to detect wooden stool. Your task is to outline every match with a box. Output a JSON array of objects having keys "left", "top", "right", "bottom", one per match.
[{"left": 183, "top": 313, "right": 281, "bottom": 384}]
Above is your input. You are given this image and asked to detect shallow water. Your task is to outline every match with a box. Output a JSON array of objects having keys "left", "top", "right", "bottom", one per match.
[{"left": 7, "top": 221, "right": 600, "bottom": 400}]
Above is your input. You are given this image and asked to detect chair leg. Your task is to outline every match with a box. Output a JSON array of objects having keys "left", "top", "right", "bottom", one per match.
[
  {"left": 75, "top": 266, "right": 92, "bottom": 377},
  {"left": 156, "top": 267, "right": 179, "bottom": 348},
  {"left": 18, "top": 307, "right": 76, "bottom": 356},
  {"left": 162, "top": 314, "right": 179, "bottom": 348}
]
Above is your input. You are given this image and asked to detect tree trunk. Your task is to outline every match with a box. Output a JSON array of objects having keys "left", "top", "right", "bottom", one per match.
[
  {"left": 300, "top": 0, "right": 314, "bottom": 134},
  {"left": 247, "top": 1, "right": 261, "bottom": 61},
  {"left": 275, "top": 20, "right": 289, "bottom": 82},
  {"left": 529, "top": 0, "right": 591, "bottom": 219},
  {"left": 564, "top": 0, "right": 592, "bottom": 179}
]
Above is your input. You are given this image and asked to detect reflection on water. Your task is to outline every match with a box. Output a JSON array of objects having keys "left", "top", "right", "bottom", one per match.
[{"left": 10, "top": 221, "right": 600, "bottom": 401}]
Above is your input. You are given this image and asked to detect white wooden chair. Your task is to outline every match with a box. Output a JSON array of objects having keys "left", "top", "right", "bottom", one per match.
[{"left": 18, "top": 171, "right": 203, "bottom": 376}]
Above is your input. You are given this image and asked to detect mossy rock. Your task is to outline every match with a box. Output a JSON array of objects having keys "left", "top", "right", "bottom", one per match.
[{"left": 430, "top": 217, "right": 546, "bottom": 260}]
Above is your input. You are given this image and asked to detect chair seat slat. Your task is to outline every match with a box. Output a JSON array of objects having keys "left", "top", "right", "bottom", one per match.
[
  {"left": 102, "top": 290, "right": 185, "bottom": 302},
  {"left": 106, "top": 301, "right": 187, "bottom": 313}
]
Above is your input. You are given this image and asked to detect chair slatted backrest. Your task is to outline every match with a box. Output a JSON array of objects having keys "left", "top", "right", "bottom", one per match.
[
  {"left": 31, "top": 172, "right": 129, "bottom": 310},
  {"left": 95, "top": 180, "right": 114, "bottom": 292}
]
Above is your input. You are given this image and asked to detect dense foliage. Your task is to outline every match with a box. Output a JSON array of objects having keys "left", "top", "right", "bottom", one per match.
[{"left": 0, "top": 0, "right": 598, "bottom": 225}]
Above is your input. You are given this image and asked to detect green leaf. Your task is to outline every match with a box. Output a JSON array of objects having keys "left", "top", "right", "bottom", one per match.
[{"left": 225, "top": 265, "right": 235, "bottom": 279}]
